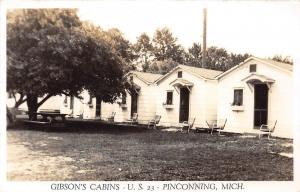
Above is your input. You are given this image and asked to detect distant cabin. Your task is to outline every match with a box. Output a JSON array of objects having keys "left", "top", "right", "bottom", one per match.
[
  {"left": 7, "top": 93, "right": 62, "bottom": 113},
  {"left": 101, "top": 71, "right": 162, "bottom": 123}
]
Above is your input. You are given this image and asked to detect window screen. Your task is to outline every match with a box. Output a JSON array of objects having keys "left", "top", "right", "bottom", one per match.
[
  {"left": 233, "top": 89, "right": 243, "bottom": 106},
  {"left": 166, "top": 91, "right": 173, "bottom": 105},
  {"left": 178, "top": 71, "right": 182, "bottom": 78},
  {"left": 250, "top": 64, "right": 256, "bottom": 72}
]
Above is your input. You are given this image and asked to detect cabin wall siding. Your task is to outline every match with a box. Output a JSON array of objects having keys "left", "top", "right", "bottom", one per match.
[
  {"left": 60, "top": 91, "right": 97, "bottom": 119},
  {"left": 203, "top": 81, "right": 219, "bottom": 124},
  {"left": 101, "top": 76, "right": 157, "bottom": 124},
  {"left": 155, "top": 68, "right": 218, "bottom": 128},
  {"left": 218, "top": 60, "right": 293, "bottom": 138}
]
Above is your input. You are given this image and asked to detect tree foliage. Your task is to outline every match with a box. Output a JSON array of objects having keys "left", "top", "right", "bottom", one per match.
[
  {"left": 185, "top": 43, "right": 202, "bottom": 67},
  {"left": 134, "top": 28, "right": 252, "bottom": 74},
  {"left": 147, "top": 59, "right": 180, "bottom": 75},
  {"left": 271, "top": 55, "right": 293, "bottom": 64},
  {"left": 102, "top": 28, "right": 136, "bottom": 72},
  {"left": 185, "top": 45, "right": 251, "bottom": 71},
  {"left": 133, "top": 28, "right": 186, "bottom": 73},
  {"left": 152, "top": 27, "right": 185, "bottom": 63},
  {"left": 79, "top": 23, "right": 126, "bottom": 103},
  {"left": 7, "top": 9, "right": 85, "bottom": 120},
  {"left": 133, "top": 33, "right": 154, "bottom": 72},
  {"left": 7, "top": 9, "right": 126, "bottom": 119}
]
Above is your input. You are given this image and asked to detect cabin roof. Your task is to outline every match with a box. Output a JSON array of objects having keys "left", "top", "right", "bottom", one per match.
[
  {"left": 178, "top": 64, "right": 223, "bottom": 80},
  {"left": 216, "top": 56, "right": 293, "bottom": 79},
  {"left": 256, "top": 57, "right": 293, "bottom": 71},
  {"left": 127, "top": 71, "right": 162, "bottom": 85},
  {"left": 155, "top": 64, "right": 223, "bottom": 84}
]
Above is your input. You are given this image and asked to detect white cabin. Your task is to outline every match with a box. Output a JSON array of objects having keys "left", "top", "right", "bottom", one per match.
[
  {"left": 216, "top": 56, "right": 293, "bottom": 138},
  {"left": 59, "top": 90, "right": 97, "bottom": 119},
  {"left": 101, "top": 71, "right": 162, "bottom": 124},
  {"left": 155, "top": 65, "right": 223, "bottom": 127}
]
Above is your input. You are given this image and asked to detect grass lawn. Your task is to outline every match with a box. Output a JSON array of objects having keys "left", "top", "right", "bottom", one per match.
[{"left": 7, "top": 124, "right": 293, "bottom": 181}]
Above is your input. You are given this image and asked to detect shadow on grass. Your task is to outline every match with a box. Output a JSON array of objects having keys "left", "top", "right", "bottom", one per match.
[
  {"left": 7, "top": 119, "right": 293, "bottom": 181},
  {"left": 7, "top": 119, "right": 150, "bottom": 134}
]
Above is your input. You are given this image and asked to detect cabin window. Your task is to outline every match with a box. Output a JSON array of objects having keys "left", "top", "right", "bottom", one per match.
[
  {"left": 166, "top": 91, "right": 173, "bottom": 105},
  {"left": 64, "top": 95, "right": 68, "bottom": 104},
  {"left": 249, "top": 64, "right": 256, "bottom": 73},
  {"left": 233, "top": 89, "right": 243, "bottom": 106},
  {"left": 177, "top": 71, "right": 182, "bottom": 78},
  {"left": 88, "top": 94, "right": 93, "bottom": 105},
  {"left": 121, "top": 93, "right": 126, "bottom": 104}
]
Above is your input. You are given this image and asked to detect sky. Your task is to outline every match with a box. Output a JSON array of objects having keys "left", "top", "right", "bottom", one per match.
[
  {"left": 76, "top": 1, "right": 300, "bottom": 58},
  {"left": 4, "top": 1, "right": 300, "bottom": 58}
]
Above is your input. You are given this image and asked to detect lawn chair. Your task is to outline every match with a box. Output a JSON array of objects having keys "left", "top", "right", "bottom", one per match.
[
  {"left": 107, "top": 112, "right": 116, "bottom": 122},
  {"left": 148, "top": 115, "right": 161, "bottom": 129},
  {"left": 259, "top": 120, "right": 277, "bottom": 139},
  {"left": 181, "top": 117, "right": 196, "bottom": 133},
  {"left": 206, "top": 119, "right": 227, "bottom": 135},
  {"left": 127, "top": 113, "right": 138, "bottom": 125}
]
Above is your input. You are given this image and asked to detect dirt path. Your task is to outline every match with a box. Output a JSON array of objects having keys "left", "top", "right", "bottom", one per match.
[{"left": 7, "top": 131, "right": 79, "bottom": 180}]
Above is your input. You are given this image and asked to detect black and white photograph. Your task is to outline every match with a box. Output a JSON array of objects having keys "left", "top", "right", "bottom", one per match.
[{"left": 1, "top": 0, "right": 300, "bottom": 191}]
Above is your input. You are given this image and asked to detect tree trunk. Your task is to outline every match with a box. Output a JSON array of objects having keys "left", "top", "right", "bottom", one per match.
[
  {"left": 27, "top": 94, "right": 38, "bottom": 120},
  {"left": 6, "top": 106, "right": 15, "bottom": 126},
  {"left": 14, "top": 94, "right": 27, "bottom": 108},
  {"left": 95, "top": 96, "right": 102, "bottom": 119}
]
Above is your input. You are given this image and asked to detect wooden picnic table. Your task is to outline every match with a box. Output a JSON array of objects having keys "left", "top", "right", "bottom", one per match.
[{"left": 35, "top": 112, "right": 67, "bottom": 122}]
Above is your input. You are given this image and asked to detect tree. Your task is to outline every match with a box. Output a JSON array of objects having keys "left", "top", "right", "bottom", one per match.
[
  {"left": 133, "top": 33, "right": 154, "bottom": 72},
  {"left": 133, "top": 28, "right": 186, "bottom": 74},
  {"left": 185, "top": 43, "right": 202, "bottom": 67},
  {"left": 184, "top": 44, "right": 251, "bottom": 71},
  {"left": 7, "top": 9, "right": 84, "bottom": 120},
  {"left": 204, "top": 47, "right": 230, "bottom": 71},
  {"left": 79, "top": 23, "right": 126, "bottom": 104},
  {"left": 152, "top": 27, "right": 186, "bottom": 64},
  {"left": 102, "top": 28, "right": 136, "bottom": 72},
  {"left": 229, "top": 53, "right": 251, "bottom": 69},
  {"left": 147, "top": 59, "right": 180, "bottom": 75},
  {"left": 7, "top": 9, "right": 126, "bottom": 120},
  {"left": 271, "top": 55, "right": 293, "bottom": 64}
]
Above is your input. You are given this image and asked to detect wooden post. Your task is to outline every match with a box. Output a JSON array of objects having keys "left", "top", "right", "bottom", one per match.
[{"left": 202, "top": 8, "right": 207, "bottom": 68}]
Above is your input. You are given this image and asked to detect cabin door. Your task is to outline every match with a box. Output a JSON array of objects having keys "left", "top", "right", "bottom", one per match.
[
  {"left": 131, "top": 92, "right": 138, "bottom": 118},
  {"left": 254, "top": 84, "right": 268, "bottom": 127},
  {"left": 179, "top": 87, "right": 190, "bottom": 123},
  {"left": 95, "top": 97, "right": 101, "bottom": 117},
  {"left": 70, "top": 96, "right": 74, "bottom": 110}
]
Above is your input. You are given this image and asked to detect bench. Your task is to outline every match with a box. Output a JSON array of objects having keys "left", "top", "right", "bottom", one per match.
[
  {"left": 38, "top": 109, "right": 60, "bottom": 113},
  {"left": 29, "top": 112, "right": 68, "bottom": 128},
  {"left": 23, "top": 120, "right": 50, "bottom": 125},
  {"left": 23, "top": 119, "right": 65, "bottom": 128}
]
